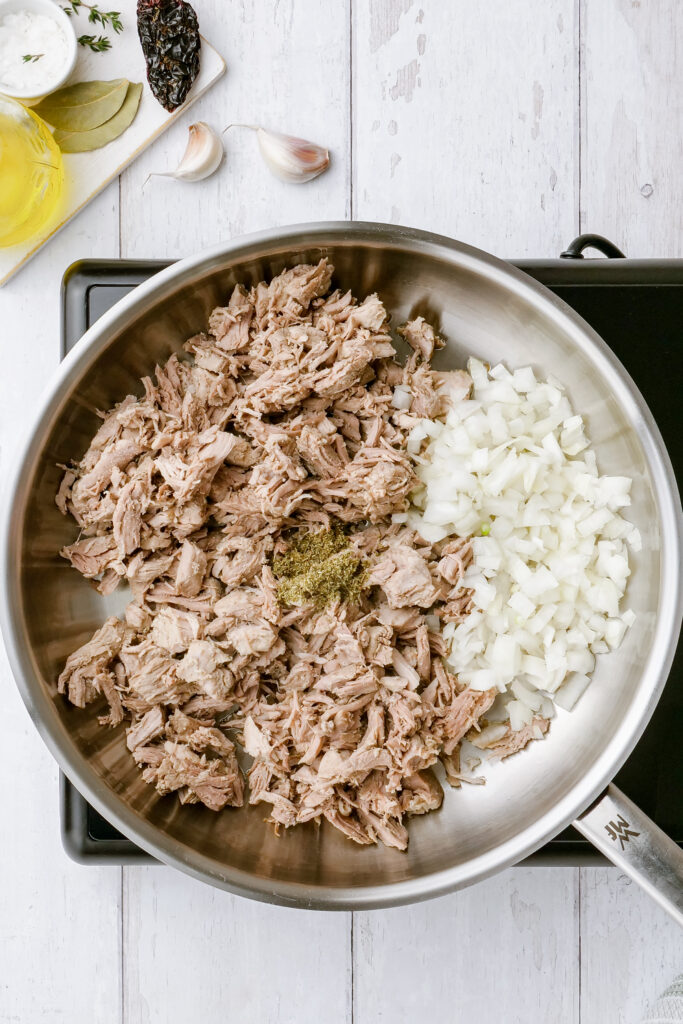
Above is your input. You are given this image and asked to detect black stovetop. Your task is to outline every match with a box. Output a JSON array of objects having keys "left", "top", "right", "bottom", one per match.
[{"left": 59, "top": 240, "right": 683, "bottom": 866}]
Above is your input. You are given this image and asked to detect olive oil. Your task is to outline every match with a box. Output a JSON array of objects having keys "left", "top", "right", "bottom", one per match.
[{"left": 0, "top": 95, "right": 64, "bottom": 247}]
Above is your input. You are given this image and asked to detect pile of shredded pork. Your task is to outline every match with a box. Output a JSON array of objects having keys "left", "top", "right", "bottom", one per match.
[{"left": 56, "top": 260, "right": 533, "bottom": 851}]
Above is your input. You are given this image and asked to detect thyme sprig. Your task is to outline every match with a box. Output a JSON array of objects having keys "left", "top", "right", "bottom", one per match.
[
  {"left": 77, "top": 33, "right": 112, "bottom": 52},
  {"left": 62, "top": 2, "right": 123, "bottom": 53},
  {"left": 22, "top": 53, "right": 44, "bottom": 63}
]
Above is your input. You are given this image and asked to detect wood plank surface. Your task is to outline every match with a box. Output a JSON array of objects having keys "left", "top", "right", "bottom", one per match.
[
  {"left": 0, "top": 187, "right": 123, "bottom": 1024},
  {"left": 124, "top": 868, "right": 351, "bottom": 1024},
  {"left": 579, "top": 868, "right": 683, "bottom": 1024},
  {"left": 578, "top": 4, "right": 683, "bottom": 1007},
  {"left": 354, "top": 869, "right": 580, "bottom": 1024},
  {"left": 581, "top": 0, "right": 683, "bottom": 255},
  {"left": 120, "top": 0, "right": 350, "bottom": 258},
  {"left": 0, "top": 1, "right": 226, "bottom": 287},
  {"left": 0, "top": 2, "right": 682, "bottom": 1022},
  {"left": 352, "top": 0, "right": 578, "bottom": 257},
  {"left": 120, "top": 6, "right": 354, "bottom": 1024}
]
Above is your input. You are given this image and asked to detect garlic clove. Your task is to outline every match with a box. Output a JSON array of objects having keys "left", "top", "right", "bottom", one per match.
[
  {"left": 255, "top": 128, "right": 329, "bottom": 183},
  {"left": 146, "top": 122, "right": 223, "bottom": 184}
]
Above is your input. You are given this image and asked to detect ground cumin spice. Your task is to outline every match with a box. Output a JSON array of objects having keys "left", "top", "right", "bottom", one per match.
[{"left": 272, "top": 524, "right": 367, "bottom": 608}]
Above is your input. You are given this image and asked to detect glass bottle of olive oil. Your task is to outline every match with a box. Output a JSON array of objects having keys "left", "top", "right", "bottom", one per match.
[{"left": 0, "top": 93, "right": 64, "bottom": 247}]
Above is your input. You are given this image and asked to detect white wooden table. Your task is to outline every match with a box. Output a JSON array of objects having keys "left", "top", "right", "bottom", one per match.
[{"left": 1, "top": 2, "right": 682, "bottom": 1022}]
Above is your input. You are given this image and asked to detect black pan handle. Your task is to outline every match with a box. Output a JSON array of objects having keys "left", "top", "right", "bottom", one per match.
[{"left": 560, "top": 233, "right": 626, "bottom": 259}]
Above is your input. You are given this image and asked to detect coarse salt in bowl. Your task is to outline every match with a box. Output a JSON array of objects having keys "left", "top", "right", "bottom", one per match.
[{"left": 0, "top": 0, "right": 77, "bottom": 101}]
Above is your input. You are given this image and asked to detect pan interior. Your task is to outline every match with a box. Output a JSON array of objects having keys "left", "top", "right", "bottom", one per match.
[{"left": 11, "top": 230, "right": 669, "bottom": 896}]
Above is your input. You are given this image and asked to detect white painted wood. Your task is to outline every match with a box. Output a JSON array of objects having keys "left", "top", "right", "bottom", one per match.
[
  {"left": 581, "top": 0, "right": 683, "bottom": 256},
  {"left": 577, "top": 7, "right": 683, "bottom": 1010},
  {"left": 0, "top": 186, "right": 122, "bottom": 1024},
  {"left": 580, "top": 868, "right": 683, "bottom": 1024},
  {"left": 352, "top": 6, "right": 582, "bottom": 1020},
  {"left": 354, "top": 868, "right": 580, "bottom": 1024},
  {"left": 119, "top": 0, "right": 351, "bottom": 260},
  {"left": 0, "top": 643, "right": 122, "bottom": 1024},
  {"left": 0, "top": 2, "right": 681, "bottom": 1022},
  {"left": 120, "top": 6, "right": 354, "bottom": 1024},
  {"left": 352, "top": 0, "right": 578, "bottom": 257},
  {"left": 0, "top": 0, "right": 226, "bottom": 287},
  {"left": 0, "top": 182, "right": 119, "bottom": 423},
  {"left": 123, "top": 867, "right": 351, "bottom": 1024}
]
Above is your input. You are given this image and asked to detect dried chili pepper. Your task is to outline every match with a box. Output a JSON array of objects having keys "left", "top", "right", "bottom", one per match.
[{"left": 137, "top": 0, "right": 201, "bottom": 113}]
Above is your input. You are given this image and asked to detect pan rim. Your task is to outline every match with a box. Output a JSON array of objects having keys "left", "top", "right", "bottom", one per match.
[{"left": 2, "top": 220, "right": 681, "bottom": 909}]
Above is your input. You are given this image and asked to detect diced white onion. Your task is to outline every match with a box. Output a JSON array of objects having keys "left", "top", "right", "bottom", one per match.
[
  {"left": 469, "top": 723, "right": 509, "bottom": 749},
  {"left": 554, "top": 672, "right": 592, "bottom": 711},
  {"left": 407, "top": 357, "right": 637, "bottom": 731},
  {"left": 508, "top": 699, "right": 533, "bottom": 731}
]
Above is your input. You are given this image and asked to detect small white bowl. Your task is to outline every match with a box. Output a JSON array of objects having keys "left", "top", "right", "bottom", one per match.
[{"left": 0, "top": 0, "right": 78, "bottom": 101}]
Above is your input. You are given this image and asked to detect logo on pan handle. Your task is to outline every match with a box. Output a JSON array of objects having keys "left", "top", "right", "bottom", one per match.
[{"left": 605, "top": 814, "right": 641, "bottom": 850}]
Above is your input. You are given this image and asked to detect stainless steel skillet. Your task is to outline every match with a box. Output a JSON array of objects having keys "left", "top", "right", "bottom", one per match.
[{"left": 2, "top": 223, "right": 681, "bottom": 916}]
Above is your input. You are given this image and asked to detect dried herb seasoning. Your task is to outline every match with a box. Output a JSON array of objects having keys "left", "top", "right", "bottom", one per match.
[
  {"left": 137, "top": 0, "right": 201, "bottom": 113},
  {"left": 272, "top": 524, "right": 367, "bottom": 609}
]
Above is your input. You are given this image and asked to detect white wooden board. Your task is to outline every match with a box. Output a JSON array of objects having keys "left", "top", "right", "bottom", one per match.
[
  {"left": 352, "top": 0, "right": 578, "bottom": 257},
  {"left": 1, "top": 1, "right": 682, "bottom": 1022},
  {"left": 0, "top": 181, "right": 122, "bottom": 1024},
  {"left": 354, "top": 868, "right": 580, "bottom": 1024},
  {"left": 580, "top": 868, "right": 683, "bottom": 1024},
  {"left": 124, "top": 868, "right": 351, "bottom": 1024},
  {"left": 0, "top": 0, "right": 225, "bottom": 286},
  {"left": 580, "top": 0, "right": 683, "bottom": 256},
  {"left": 119, "top": 0, "right": 350, "bottom": 259}
]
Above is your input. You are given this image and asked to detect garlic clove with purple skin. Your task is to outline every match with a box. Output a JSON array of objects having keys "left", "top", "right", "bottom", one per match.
[
  {"left": 223, "top": 124, "right": 329, "bottom": 183},
  {"left": 255, "top": 127, "right": 329, "bottom": 183}
]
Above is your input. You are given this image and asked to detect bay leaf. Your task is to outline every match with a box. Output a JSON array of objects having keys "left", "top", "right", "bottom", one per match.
[
  {"left": 34, "top": 79, "right": 129, "bottom": 132},
  {"left": 54, "top": 83, "right": 143, "bottom": 153}
]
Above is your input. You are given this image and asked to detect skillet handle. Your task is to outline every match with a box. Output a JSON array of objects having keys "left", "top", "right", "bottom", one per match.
[
  {"left": 560, "top": 233, "right": 626, "bottom": 259},
  {"left": 573, "top": 784, "right": 683, "bottom": 925}
]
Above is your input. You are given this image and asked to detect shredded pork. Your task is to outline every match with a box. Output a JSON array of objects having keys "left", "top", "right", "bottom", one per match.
[{"left": 56, "top": 260, "right": 534, "bottom": 849}]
